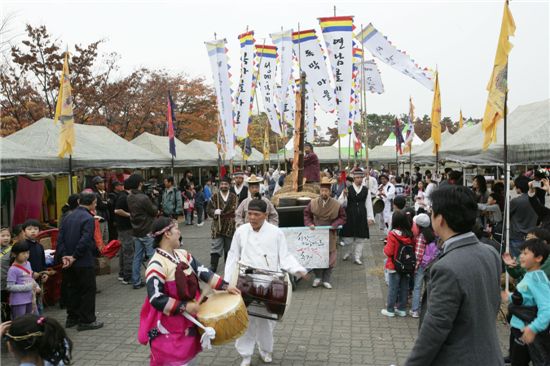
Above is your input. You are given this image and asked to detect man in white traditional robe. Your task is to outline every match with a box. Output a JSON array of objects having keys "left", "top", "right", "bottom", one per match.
[
  {"left": 378, "top": 174, "right": 396, "bottom": 234},
  {"left": 224, "top": 199, "right": 307, "bottom": 366}
]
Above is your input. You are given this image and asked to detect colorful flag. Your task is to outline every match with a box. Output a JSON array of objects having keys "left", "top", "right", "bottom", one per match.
[
  {"left": 394, "top": 119, "right": 405, "bottom": 155},
  {"left": 459, "top": 109, "right": 464, "bottom": 129},
  {"left": 54, "top": 52, "right": 75, "bottom": 158},
  {"left": 354, "top": 130, "right": 362, "bottom": 153},
  {"left": 481, "top": 0, "right": 515, "bottom": 150},
  {"left": 235, "top": 31, "right": 256, "bottom": 140},
  {"left": 166, "top": 91, "right": 177, "bottom": 157},
  {"left": 319, "top": 16, "right": 355, "bottom": 136},
  {"left": 403, "top": 97, "right": 415, "bottom": 153},
  {"left": 357, "top": 23, "right": 434, "bottom": 91},
  {"left": 256, "top": 45, "right": 281, "bottom": 135},
  {"left": 292, "top": 29, "right": 336, "bottom": 113},
  {"left": 205, "top": 38, "right": 235, "bottom": 159},
  {"left": 431, "top": 71, "right": 442, "bottom": 154},
  {"left": 270, "top": 29, "right": 294, "bottom": 127}
]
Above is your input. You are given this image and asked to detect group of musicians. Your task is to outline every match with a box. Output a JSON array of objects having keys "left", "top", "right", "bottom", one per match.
[{"left": 139, "top": 163, "right": 395, "bottom": 366}]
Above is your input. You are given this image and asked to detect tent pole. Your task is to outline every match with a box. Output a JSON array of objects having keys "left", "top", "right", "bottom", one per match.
[{"left": 68, "top": 155, "right": 73, "bottom": 195}]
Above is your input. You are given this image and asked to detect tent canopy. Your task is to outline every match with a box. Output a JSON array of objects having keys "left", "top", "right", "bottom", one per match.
[
  {"left": 6, "top": 118, "right": 167, "bottom": 170},
  {"left": 1, "top": 138, "right": 68, "bottom": 175},
  {"left": 441, "top": 99, "right": 550, "bottom": 165},
  {"left": 130, "top": 133, "right": 216, "bottom": 167}
]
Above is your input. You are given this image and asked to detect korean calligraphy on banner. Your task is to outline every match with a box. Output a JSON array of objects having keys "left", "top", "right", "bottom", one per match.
[
  {"left": 319, "top": 16, "right": 355, "bottom": 136},
  {"left": 205, "top": 39, "right": 235, "bottom": 159},
  {"left": 358, "top": 23, "right": 434, "bottom": 91},
  {"left": 297, "top": 77, "right": 316, "bottom": 142},
  {"left": 235, "top": 31, "right": 256, "bottom": 140},
  {"left": 270, "top": 29, "right": 295, "bottom": 128},
  {"left": 351, "top": 47, "right": 363, "bottom": 129},
  {"left": 256, "top": 45, "right": 282, "bottom": 135},
  {"left": 292, "top": 29, "right": 336, "bottom": 113},
  {"left": 281, "top": 226, "right": 330, "bottom": 268},
  {"left": 363, "top": 59, "right": 384, "bottom": 94}
]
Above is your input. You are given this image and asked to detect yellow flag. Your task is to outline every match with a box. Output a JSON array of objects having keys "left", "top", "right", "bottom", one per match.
[
  {"left": 430, "top": 71, "right": 441, "bottom": 154},
  {"left": 459, "top": 109, "right": 464, "bottom": 129},
  {"left": 54, "top": 52, "right": 76, "bottom": 158},
  {"left": 481, "top": 0, "right": 515, "bottom": 150}
]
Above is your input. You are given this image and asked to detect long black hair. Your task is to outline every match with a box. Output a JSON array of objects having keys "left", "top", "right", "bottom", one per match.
[
  {"left": 473, "top": 175, "right": 487, "bottom": 193},
  {"left": 6, "top": 314, "right": 72, "bottom": 365},
  {"left": 391, "top": 211, "right": 413, "bottom": 238}
]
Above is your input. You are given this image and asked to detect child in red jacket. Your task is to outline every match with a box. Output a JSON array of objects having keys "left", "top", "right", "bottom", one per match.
[{"left": 382, "top": 210, "right": 415, "bottom": 317}]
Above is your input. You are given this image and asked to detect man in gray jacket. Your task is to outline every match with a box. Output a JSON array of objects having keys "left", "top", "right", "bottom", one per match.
[{"left": 405, "top": 185, "right": 503, "bottom": 366}]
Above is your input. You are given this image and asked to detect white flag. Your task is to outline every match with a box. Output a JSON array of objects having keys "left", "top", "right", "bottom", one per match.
[
  {"left": 363, "top": 59, "right": 384, "bottom": 94},
  {"left": 358, "top": 23, "right": 434, "bottom": 91},
  {"left": 206, "top": 39, "right": 235, "bottom": 159},
  {"left": 271, "top": 29, "right": 294, "bottom": 127},
  {"left": 235, "top": 31, "right": 256, "bottom": 140},
  {"left": 292, "top": 29, "right": 336, "bottom": 113},
  {"left": 319, "top": 16, "right": 354, "bottom": 136},
  {"left": 257, "top": 45, "right": 281, "bottom": 135}
]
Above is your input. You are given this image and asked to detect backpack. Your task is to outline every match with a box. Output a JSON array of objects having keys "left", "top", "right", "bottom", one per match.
[
  {"left": 420, "top": 241, "right": 439, "bottom": 268},
  {"left": 392, "top": 234, "right": 416, "bottom": 274}
]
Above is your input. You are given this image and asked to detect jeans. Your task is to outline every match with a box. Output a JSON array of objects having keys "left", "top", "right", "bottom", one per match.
[
  {"left": 132, "top": 236, "right": 155, "bottom": 286},
  {"left": 196, "top": 205, "right": 204, "bottom": 224},
  {"left": 185, "top": 210, "right": 194, "bottom": 225},
  {"left": 509, "top": 239, "right": 524, "bottom": 259},
  {"left": 411, "top": 266, "right": 425, "bottom": 312},
  {"left": 387, "top": 271, "right": 410, "bottom": 312}
]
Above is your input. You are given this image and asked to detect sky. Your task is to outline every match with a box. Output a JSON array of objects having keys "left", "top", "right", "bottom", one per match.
[{"left": 2, "top": 0, "right": 549, "bottom": 133}]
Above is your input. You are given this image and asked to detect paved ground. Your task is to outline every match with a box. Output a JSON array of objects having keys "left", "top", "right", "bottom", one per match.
[{"left": 1, "top": 220, "right": 509, "bottom": 365}]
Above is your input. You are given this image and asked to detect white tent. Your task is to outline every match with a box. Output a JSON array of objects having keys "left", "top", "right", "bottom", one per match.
[
  {"left": 381, "top": 130, "right": 423, "bottom": 147},
  {"left": 410, "top": 130, "right": 454, "bottom": 164},
  {"left": 6, "top": 118, "right": 167, "bottom": 170},
  {"left": 0, "top": 138, "right": 68, "bottom": 175},
  {"left": 131, "top": 133, "right": 216, "bottom": 167},
  {"left": 441, "top": 99, "right": 550, "bottom": 165}
]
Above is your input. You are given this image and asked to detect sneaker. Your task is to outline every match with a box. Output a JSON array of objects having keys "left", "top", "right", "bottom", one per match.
[
  {"left": 339, "top": 241, "right": 345, "bottom": 246},
  {"left": 259, "top": 349, "right": 272, "bottom": 363},
  {"left": 240, "top": 356, "right": 252, "bottom": 366},
  {"left": 395, "top": 310, "right": 407, "bottom": 317},
  {"left": 342, "top": 253, "right": 350, "bottom": 261},
  {"left": 409, "top": 310, "right": 420, "bottom": 318},
  {"left": 77, "top": 321, "right": 104, "bottom": 331},
  {"left": 354, "top": 259, "right": 363, "bottom": 265},
  {"left": 381, "top": 309, "right": 395, "bottom": 317},
  {"left": 197, "top": 222, "right": 204, "bottom": 227},
  {"left": 117, "top": 276, "right": 124, "bottom": 281},
  {"left": 121, "top": 280, "right": 130, "bottom": 285},
  {"left": 65, "top": 319, "right": 78, "bottom": 328},
  {"left": 133, "top": 282, "right": 145, "bottom": 289},
  {"left": 312, "top": 278, "right": 321, "bottom": 288},
  {"left": 322, "top": 282, "right": 332, "bottom": 289}
]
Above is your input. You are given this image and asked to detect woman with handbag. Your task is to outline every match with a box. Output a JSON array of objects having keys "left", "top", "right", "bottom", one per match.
[{"left": 138, "top": 217, "right": 240, "bottom": 366}]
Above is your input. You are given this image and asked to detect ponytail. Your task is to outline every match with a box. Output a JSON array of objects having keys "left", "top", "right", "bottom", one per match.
[{"left": 6, "top": 314, "right": 72, "bottom": 365}]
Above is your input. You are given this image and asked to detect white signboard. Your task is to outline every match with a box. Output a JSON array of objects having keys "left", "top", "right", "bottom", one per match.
[{"left": 281, "top": 226, "right": 330, "bottom": 269}]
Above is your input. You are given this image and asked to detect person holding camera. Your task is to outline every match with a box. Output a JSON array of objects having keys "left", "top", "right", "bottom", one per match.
[
  {"left": 127, "top": 174, "right": 158, "bottom": 290},
  {"left": 160, "top": 176, "right": 182, "bottom": 219}
]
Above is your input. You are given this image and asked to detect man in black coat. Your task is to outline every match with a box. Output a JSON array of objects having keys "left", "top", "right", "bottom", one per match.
[{"left": 57, "top": 192, "right": 104, "bottom": 331}]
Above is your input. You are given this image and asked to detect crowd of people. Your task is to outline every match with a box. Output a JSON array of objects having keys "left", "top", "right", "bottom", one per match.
[{"left": 1, "top": 157, "right": 549, "bottom": 366}]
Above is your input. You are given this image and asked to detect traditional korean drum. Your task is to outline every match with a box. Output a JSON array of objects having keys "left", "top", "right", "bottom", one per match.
[
  {"left": 196, "top": 292, "right": 249, "bottom": 345},
  {"left": 236, "top": 265, "right": 292, "bottom": 321},
  {"left": 372, "top": 197, "right": 385, "bottom": 214}
]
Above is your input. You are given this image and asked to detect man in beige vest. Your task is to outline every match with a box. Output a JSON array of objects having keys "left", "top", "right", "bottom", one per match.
[
  {"left": 303, "top": 177, "right": 347, "bottom": 289},
  {"left": 235, "top": 174, "right": 278, "bottom": 227}
]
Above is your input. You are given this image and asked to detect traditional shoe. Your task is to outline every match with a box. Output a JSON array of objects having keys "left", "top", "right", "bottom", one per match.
[
  {"left": 322, "top": 282, "right": 332, "bottom": 289},
  {"left": 380, "top": 309, "right": 395, "bottom": 317},
  {"left": 312, "top": 278, "right": 321, "bottom": 288},
  {"left": 259, "top": 349, "right": 272, "bottom": 363},
  {"left": 354, "top": 259, "right": 363, "bottom": 265},
  {"left": 342, "top": 253, "right": 350, "bottom": 261},
  {"left": 240, "top": 357, "right": 252, "bottom": 366}
]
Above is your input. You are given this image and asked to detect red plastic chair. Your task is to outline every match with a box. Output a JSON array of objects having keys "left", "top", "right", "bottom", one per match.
[{"left": 36, "top": 229, "right": 62, "bottom": 306}]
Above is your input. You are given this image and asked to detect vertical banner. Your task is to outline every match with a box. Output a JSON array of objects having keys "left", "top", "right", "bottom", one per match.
[
  {"left": 363, "top": 60, "right": 384, "bottom": 94},
  {"left": 205, "top": 39, "right": 235, "bottom": 159},
  {"left": 351, "top": 47, "right": 363, "bottom": 130},
  {"left": 297, "top": 78, "right": 316, "bottom": 142},
  {"left": 292, "top": 29, "right": 336, "bottom": 113},
  {"left": 358, "top": 23, "right": 434, "bottom": 91},
  {"left": 403, "top": 97, "right": 415, "bottom": 153},
  {"left": 235, "top": 31, "right": 256, "bottom": 140},
  {"left": 271, "top": 29, "right": 294, "bottom": 129},
  {"left": 54, "top": 52, "right": 76, "bottom": 158},
  {"left": 319, "top": 16, "right": 354, "bottom": 136},
  {"left": 256, "top": 45, "right": 281, "bottom": 135}
]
